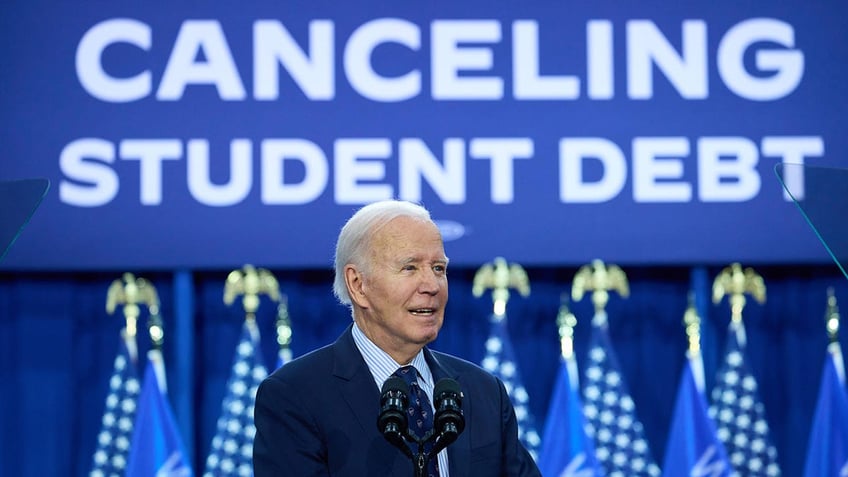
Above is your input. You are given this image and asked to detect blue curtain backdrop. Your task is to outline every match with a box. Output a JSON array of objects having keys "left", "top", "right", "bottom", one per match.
[{"left": 0, "top": 265, "right": 845, "bottom": 476}]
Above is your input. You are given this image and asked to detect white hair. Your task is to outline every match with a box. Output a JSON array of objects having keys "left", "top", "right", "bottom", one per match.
[{"left": 332, "top": 200, "right": 433, "bottom": 307}]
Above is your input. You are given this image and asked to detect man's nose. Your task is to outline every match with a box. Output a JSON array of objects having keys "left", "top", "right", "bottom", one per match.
[{"left": 419, "top": 270, "right": 441, "bottom": 294}]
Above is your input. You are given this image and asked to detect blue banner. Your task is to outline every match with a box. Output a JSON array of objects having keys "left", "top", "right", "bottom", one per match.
[{"left": 1, "top": 1, "right": 845, "bottom": 269}]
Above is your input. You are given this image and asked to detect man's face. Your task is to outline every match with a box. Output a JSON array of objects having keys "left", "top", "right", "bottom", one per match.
[{"left": 349, "top": 215, "right": 448, "bottom": 362}]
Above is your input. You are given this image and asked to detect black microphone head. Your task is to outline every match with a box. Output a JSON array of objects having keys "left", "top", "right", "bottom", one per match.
[
  {"left": 377, "top": 375, "right": 412, "bottom": 457},
  {"left": 430, "top": 378, "right": 465, "bottom": 458},
  {"left": 433, "top": 378, "right": 462, "bottom": 398},
  {"left": 381, "top": 375, "right": 410, "bottom": 397}
]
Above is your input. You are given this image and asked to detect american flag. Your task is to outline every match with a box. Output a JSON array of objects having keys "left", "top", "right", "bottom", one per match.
[
  {"left": 90, "top": 332, "right": 141, "bottom": 477},
  {"left": 481, "top": 314, "right": 542, "bottom": 460},
  {"left": 203, "top": 320, "right": 268, "bottom": 477},
  {"left": 582, "top": 317, "right": 661, "bottom": 477},
  {"left": 709, "top": 321, "right": 781, "bottom": 477}
]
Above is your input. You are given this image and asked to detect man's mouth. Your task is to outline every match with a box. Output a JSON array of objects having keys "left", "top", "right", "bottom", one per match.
[{"left": 410, "top": 308, "right": 436, "bottom": 316}]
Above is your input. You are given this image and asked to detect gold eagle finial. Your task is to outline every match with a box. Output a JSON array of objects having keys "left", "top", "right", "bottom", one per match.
[
  {"left": 571, "top": 259, "right": 629, "bottom": 314},
  {"left": 712, "top": 263, "right": 766, "bottom": 323},
  {"left": 224, "top": 264, "right": 281, "bottom": 321},
  {"left": 473, "top": 257, "right": 530, "bottom": 317},
  {"left": 106, "top": 272, "right": 161, "bottom": 345}
]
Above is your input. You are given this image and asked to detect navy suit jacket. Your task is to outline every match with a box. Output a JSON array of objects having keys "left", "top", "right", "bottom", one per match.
[{"left": 253, "top": 324, "right": 541, "bottom": 476}]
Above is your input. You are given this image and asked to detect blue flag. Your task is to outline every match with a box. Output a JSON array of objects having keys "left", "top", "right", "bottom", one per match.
[
  {"left": 802, "top": 343, "right": 848, "bottom": 477},
  {"left": 709, "top": 321, "right": 781, "bottom": 476},
  {"left": 126, "top": 352, "right": 194, "bottom": 477},
  {"left": 90, "top": 332, "right": 141, "bottom": 477},
  {"left": 538, "top": 356, "right": 603, "bottom": 477},
  {"left": 203, "top": 321, "right": 268, "bottom": 477},
  {"left": 662, "top": 356, "right": 732, "bottom": 477},
  {"left": 582, "top": 316, "right": 661, "bottom": 476},
  {"left": 481, "top": 314, "right": 541, "bottom": 459}
]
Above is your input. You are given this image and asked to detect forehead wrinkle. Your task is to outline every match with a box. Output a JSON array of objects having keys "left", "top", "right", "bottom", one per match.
[{"left": 366, "top": 216, "right": 448, "bottom": 273}]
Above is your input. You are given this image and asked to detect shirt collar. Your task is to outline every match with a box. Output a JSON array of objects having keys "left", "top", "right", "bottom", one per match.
[{"left": 351, "top": 321, "right": 433, "bottom": 389}]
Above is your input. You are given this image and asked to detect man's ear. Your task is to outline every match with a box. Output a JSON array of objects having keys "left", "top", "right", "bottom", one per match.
[{"left": 345, "top": 264, "right": 369, "bottom": 308}]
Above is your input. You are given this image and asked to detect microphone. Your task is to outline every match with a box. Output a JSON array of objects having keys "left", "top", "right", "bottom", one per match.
[
  {"left": 377, "top": 375, "right": 412, "bottom": 458},
  {"left": 430, "top": 378, "right": 465, "bottom": 457}
]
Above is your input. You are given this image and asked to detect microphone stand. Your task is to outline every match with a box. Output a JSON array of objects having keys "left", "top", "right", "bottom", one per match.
[
  {"left": 380, "top": 377, "right": 464, "bottom": 477},
  {"left": 408, "top": 429, "right": 436, "bottom": 477}
]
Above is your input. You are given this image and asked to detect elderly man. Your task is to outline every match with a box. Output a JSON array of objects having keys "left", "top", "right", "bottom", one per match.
[{"left": 253, "top": 200, "right": 541, "bottom": 477}]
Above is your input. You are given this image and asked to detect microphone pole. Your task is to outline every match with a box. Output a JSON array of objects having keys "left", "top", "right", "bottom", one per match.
[
  {"left": 411, "top": 427, "right": 437, "bottom": 477},
  {"left": 414, "top": 447, "right": 427, "bottom": 477}
]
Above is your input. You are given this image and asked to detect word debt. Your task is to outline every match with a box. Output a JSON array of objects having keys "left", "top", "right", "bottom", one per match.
[
  {"left": 76, "top": 17, "right": 803, "bottom": 102},
  {"left": 59, "top": 136, "right": 823, "bottom": 207}
]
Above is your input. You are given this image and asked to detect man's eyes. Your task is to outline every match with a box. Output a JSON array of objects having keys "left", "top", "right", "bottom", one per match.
[{"left": 401, "top": 264, "right": 446, "bottom": 273}]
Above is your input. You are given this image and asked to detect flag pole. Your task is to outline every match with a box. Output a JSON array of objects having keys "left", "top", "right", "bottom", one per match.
[
  {"left": 556, "top": 294, "right": 576, "bottom": 361},
  {"left": 826, "top": 287, "right": 840, "bottom": 344},
  {"left": 555, "top": 295, "right": 581, "bottom": 392},
  {"left": 683, "top": 291, "right": 707, "bottom": 393},
  {"left": 825, "top": 288, "right": 844, "bottom": 382}
]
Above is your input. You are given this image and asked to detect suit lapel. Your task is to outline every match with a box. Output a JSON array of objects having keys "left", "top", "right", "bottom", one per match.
[
  {"left": 332, "top": 324, "right": 381, "bottom": 434},
  {"left": 331, "top": 324, "right": 405, "bottom": 475}
]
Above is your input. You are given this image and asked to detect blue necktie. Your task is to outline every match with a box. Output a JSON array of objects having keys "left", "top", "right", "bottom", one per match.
[{"left": 394, "top": 365, "right": 440, "bottom": 477}]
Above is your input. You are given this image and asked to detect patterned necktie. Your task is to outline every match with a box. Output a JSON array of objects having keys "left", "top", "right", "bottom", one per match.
[{"left": 394, "top": 365, "right": 440, "bottom": 477}]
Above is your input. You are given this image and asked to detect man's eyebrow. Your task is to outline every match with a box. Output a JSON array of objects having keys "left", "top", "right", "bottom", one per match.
[
  {"left": 397, "top": 257, "right": 419, "bottom": 267},
  {"left": 398, "top": 257, "right": 447, "bottom": 265}
]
